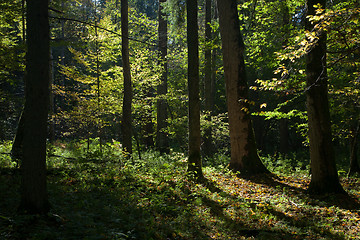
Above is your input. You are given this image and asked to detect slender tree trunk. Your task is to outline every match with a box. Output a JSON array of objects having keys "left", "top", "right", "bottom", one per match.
[
  {"left": 121, "top": 0, "right": 132, "bottom": 156},
  {"left": 19, "top": 0, "right": 50, "bottom": 214},
  {"left": 279, "top": 118, "right": 289, "bottom": 154},
  {"left": 203, "top": 0, "right": 214, "bottom": 157},
  {"left": 94, "top": 7, "right": 103, "bottom": 153},
  {"left": 217, "top": 0, "right": 269, "bottom": 175},
  {"left": 305, "top": 0, "right": 344, "bottom": 194},
  {"left": 279, "top": 0, "right": 290, "bottom": 155},
  {"left": 143, "top": 87, "right": 154, "bottom": 149},
  {"left": 187, "top": 0, "right": 203, "bottom": 179},
  {"left": 156, "top": 0, "right": 169, "bottom": 154}
]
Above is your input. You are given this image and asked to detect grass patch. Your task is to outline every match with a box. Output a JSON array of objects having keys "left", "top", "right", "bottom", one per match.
[{"left": 1, "top": 141, "right": 360, "bottom": 239}]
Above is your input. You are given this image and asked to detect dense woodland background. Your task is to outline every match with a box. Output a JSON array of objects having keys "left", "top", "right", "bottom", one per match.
[{"left": 0, "top": 0, "right": 360, "bottom": 239}]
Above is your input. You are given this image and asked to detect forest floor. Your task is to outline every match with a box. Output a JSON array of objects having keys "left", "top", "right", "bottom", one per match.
[{"left": 1, "top": 144, "right": 360, "bottom": 239}]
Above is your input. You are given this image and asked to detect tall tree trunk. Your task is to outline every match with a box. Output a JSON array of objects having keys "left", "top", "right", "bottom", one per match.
[
  {"left": 156, "top": 0, "right": 169, "bottom": 154},
  {"left": 217, "top": 0, "right": 269, "bottom": 175},
  {"left": 305, "top": 0, "right": 344, "bottom": 194},
  {"left": 143, "top": 87, "right": 155, "bottom": 149},
  {"left": 202, "top": 0, "right": 214, "bottom": 157},
  {"left": 94, "top": 6, "right": 103, "bottom": 153},
  {"left": 187, "top": 0, "right": 203, "bottom": 179},
  {"left": 19, "top": 0, "right": 50, "bottom": 214},
  {"left": 278, "top": 0, "right": 290, "bottom": 155},
  {"left": 121, "top": 0, "right": 132, "bottom": 156}
]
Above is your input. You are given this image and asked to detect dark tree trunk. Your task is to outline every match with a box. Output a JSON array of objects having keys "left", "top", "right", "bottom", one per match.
[
  {"left": 305, "top": 0, "right": 344, "bottom": 194},
  {"left": 156, "top": 0, "right": 169, "bottom": 154},
  {"left": 18, "top": 0, "right": 50, "bottom": 214},
  {"left": 121, "top": 0, "right": 132, "bottom": 156},
  {"left": 279, "top": 0, "right": 290, "bottom": 155},
  {"left": 187, "top": 0, "right": 203, "bottom": 179},
  {"left": 217, "top": 0, "right": 269, "bottom": 175},
  {"left": 202, "top": 0, "right": 214, "bottom": 157},
  {"left": 279, "top": 118, "right": 289, "bottom": 154}
]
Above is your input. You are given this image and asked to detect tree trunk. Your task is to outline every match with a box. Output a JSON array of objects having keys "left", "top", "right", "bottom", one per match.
[
  {"left": 187, "top": 0, "right": 203, "bottom": 179},
  {"left": 18, "top": 0, "right": 50, "bottom": 214},
  {"left": 305, "top": 0, "right": 344, "bottom": 194},
  {"left": 217, "top": 0, "right": 269, "bottom": 175},
  {"left": 156, "top": 0, "right": 169, "bottom": 154},
  {"left": 121, "top": 0, "right": 132, "bottom": 156},
  {"left": 279, "top": 118, "right": 289, "bottom": 154},
  {"left": 143, "top": 88, "right": 155, "bottom": 149},
  {"left": 202, "top": 0, "right": 214, "bottom": 157}
]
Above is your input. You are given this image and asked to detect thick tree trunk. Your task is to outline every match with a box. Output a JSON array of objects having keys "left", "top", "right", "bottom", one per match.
[
  {"left": 202, "top": 0, "right": 214, "bottom": 157},
  {"left": 305, "top": 0, "right": 344, "bottom": 194},
  {"left": 187, "top": 0, "right": 203, "bottom": 179},
  {"left": 217, "top": 0, "right": 269, "bottom": 175},
  {"left": 121, "top": 0, "right": 132, "bottom": 156},
  {"left": 156, "top": 0, "right": 169, "bottom": 154},
  {"left": 19, "top": 0, "right": 50, "bottom": 214}
]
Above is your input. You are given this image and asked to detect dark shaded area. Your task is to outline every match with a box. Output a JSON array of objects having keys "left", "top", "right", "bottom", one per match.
[{"left": 1, "top": 161, "right": 359, "bottom": 239}]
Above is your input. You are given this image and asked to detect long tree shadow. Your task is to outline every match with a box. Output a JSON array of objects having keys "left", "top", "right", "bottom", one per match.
[
  {"left": 199, "top": 177, "right": 305, "bottom": 239},
  {"left": 1, "top": 164, "right": 358, "bottom": 240},
  {"left": 202, "top": 174, "right": 351, "bottom": 240},
  {"left": 242, "top": 173, "right": 360, "bottom": 210}
]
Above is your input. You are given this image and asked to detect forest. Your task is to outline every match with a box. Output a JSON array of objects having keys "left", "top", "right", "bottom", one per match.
[{"left": 0, "top": 0, "right": 359, "bottom": 239}]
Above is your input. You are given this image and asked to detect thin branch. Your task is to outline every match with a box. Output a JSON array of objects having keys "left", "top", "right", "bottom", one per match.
[{"left": 49, "top": 16, "right": 157, "bottom": 47}]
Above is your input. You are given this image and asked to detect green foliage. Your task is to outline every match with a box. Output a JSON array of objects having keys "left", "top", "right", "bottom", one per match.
[
  {"left": 261, "top": 151, "right": 310, "bottom": 176},
  {"left": 162, "top": 0, "right": 186, "bottom": 36},
  {"left": 0, "top": 140, "right": 15, "bottom": 168},
  {"left": 1, "top": 141, "right": 360, "bottom": 239}
]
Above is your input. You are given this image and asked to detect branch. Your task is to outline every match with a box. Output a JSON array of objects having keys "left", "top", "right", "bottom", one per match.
[{"left": 49, "top": 16, "right": 157, "bottom": 47}]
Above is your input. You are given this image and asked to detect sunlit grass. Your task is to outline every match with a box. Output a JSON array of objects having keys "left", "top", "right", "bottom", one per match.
[{"left": 0, "top": 140, "right": 359, "bottom": 239}]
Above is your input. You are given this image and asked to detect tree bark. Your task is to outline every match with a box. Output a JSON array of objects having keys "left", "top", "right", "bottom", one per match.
[
  {"left": 279, "top": 118, "right": 289, "bottom": 154},
  {"left": 18, "top": 0, "right": 50, "bottom": 214},
  {"left": 121, "top": 0, "right": 133, "bottom": 156},
  {"left": 202, "top": 0, "right": 214, "bottom": 157},
  {"left": 156, "top": 0, "right": 169, "bottom": 154},
  {"left": 305, "top": 0, "right": 344, "bottom": 194},
  {"left": 187, "top": 0, "right": 203, "bottom": 179},
  {"left": 217, "top": 0, "right": 269, "bottom": 175}
]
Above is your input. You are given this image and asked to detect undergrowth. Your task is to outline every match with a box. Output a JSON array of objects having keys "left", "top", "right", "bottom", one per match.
[{"left": 0, "top": 140, "right": 359, "bottom": 239}]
